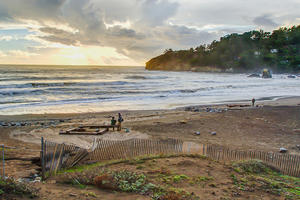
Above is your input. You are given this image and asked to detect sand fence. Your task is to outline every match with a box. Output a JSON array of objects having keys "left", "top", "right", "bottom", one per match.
[
  {"left": 41, "top": 138, "right": 300, "bottom": 179},
  {"left": 0, "top": 144, "right": 4, "bottom": 178}
]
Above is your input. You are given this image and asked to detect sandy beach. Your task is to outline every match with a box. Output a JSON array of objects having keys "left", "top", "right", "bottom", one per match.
[
  {"left": 0, "top": 97, "right": 299, "bottom": 199},
  {"left": 1, "top": 97, "right": 300, "bottom": 176}
]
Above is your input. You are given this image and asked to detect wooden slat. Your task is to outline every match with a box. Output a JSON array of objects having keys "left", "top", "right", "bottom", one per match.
[
  {"left": 49, "top": 144, "right": 58, "bottom": 173},
  {"left": 54, "top": 144, "right": 64, "bottom": 173},
  {"left": 98, "top": 139, "right": 105, "bottom": 161},
  {"left": 293, "top": 155, "right": 298, "bottom": 176}
]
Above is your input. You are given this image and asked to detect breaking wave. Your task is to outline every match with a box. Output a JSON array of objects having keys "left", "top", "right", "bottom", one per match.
[{"left": 1, "top": 64, "right": 300, "bottom": 115}]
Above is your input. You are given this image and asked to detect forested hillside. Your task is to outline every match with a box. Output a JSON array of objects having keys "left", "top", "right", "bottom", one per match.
[{"left": 146, "top": 25, "right": 300, "bottom": 73}]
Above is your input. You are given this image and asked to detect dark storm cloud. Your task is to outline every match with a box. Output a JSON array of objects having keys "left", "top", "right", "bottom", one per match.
[
  {"left": 106, "top": 26, "right": 145, "bottom": 39},
  {"left": 38, "top": 35, "right": 78, "bottom": 46},
  {"left": 38, "top": 27, "right": 80, "bottom": 45},
  {"left": 0, "top": 0, "right": 66, "bottom": 21},
  {"left": 39, "top": 27, "right": 73, "bottom": 35}
]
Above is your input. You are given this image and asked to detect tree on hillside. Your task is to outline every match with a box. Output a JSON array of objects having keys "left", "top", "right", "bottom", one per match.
[{"left": 149, "top": 25, "right": 300, "bottom": 72}]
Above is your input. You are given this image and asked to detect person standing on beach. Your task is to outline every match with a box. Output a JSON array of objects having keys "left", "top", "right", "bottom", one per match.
[
  {"left": 252, "top": 98, "right": 256, "bottom": 107},
  {"left": 111, "top": 116, "right": 117, "bottom": 131},
  {"left": 117, "top": 113, "right": 124, "bottom": 131}
]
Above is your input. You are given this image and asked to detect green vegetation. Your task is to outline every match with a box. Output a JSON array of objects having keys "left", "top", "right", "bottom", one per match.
[
  {"left": 157, "top": 171, "right": 190, "bottom": 184},
  {"left": 172, "top": 174, "right": 189, "bottom": 183},
  {"left": 55, "top": 156, "right": 299, "bottom": 200},
  {"left": 112, "top": 170, "right": 148, "bottom": 192},
  {"left": 56, "top": 155, "right": 207, "bottom": 200},
  {"left": 233, "top": 159, "right": 271, "bottom": 174},
  {"left": 146, "top": 25, "right": 300, "bottom": 73},
  {"left": 231, "top": 160, "right": 300, "bottom": 199},
  {"left": 62, "top": 169, "right": 197, "bottom": 200},
  {"left": 0, "top": 177, "right": 38, "bottom": 198},
  {"left": 82, "top": 191, "right": 97, "bottom": 197},
  {"left": 94, "top": 170, "right": 165, "bottom": 198},
  {"left": 189, "top": 176, "right": 214, "bottom": 186},
  {"left": 58, "top": 153, "right": 207, "bottom": 174}
]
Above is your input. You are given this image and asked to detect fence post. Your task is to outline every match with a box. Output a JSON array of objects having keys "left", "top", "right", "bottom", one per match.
[
  {"left": 1, "top": 144, "right": 4, "bottom": 178},
  {"left": 41, "top": 137, "right": 45, "bottom": 181}
]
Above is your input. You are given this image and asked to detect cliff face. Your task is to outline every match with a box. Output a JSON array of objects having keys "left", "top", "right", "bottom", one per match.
[
  {"left": 145, "top": 55, "right": 191, "bottom": 71},
  {"left": 145, "top": 51, "right": 196, "bottom": 71},
  {"left": 145, "top": 53, "right": 223, "bottom": 72}
]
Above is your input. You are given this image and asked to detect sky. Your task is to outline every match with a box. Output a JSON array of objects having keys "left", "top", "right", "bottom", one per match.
[{"left": 0, "top": 0, "right": 299, "bottom": 66}]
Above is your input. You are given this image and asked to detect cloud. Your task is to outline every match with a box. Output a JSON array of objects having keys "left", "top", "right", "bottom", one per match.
[
  {"left": 173, "top": 0, "right": 300, "bottom": 32},
  {"left": 161, "top": 25, "right": 217, "bottom": 46},
  {"left": 139, "top": 0, "right": 179, "bottom": 26},
  {"left": 0, "top": 0, "right": 66, "bottom": 22},
  {"left": 7, "top": 50, "right": 39, "bottom": 57},
  {"left": 0, "top": 35, "right": 13, "bottom": 41},
  {"left": 106, "top": 26, "right": 145, "bottom": 39},
  {"left": 0, "top": 0, "right": 299, "bottom": 65},
  {"left": 0, "top": 45, "right": 139, "bottom": 65},
  {"left": 0, "top": 50, "right": 6, "bottom": 57},
  {"left": 38, "top": 27, "right": 80, "bottom": 45},
  {"left": 253, "top": 14, "right": 279, "bottom": 28}
]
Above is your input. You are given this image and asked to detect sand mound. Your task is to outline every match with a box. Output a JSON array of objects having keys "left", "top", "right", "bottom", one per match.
[{"left": 10, "top": 128, "right": 150, "bottom": 149}]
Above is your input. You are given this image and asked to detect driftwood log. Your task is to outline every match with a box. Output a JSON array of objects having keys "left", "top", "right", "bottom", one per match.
[{"left": 59, "top": 125, "right": 120, "bottom": 135}]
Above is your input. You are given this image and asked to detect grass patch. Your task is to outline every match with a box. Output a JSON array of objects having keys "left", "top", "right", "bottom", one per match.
[
  {"left": 230, "top": 161, "right": 300, "bottom": 199},
  {"left": 154, "top": 168, "right": 190, "bottom": 185},
  {"left": 59, "top": 167, "right": 199, "bottom": 200},
  {"left": 189, "top": 176, "right": 214, "bottom": 185},
  {"left": 158, "top": 174, "right": 190, "bottom": 184},
  {"left": 287, "top": 187, "right": 300, "bottom": 196},
  {"left": 94, "top": 170, "right": 172, "bottom": 199},
  {"left": 0, "top": 177, "right": 38, "bottom": 198},
  {"left": 53, "top": 154, "right": 209, "bottom": 199},
  {"left": 233, "top": 160, "right": 271, "bottom": 174},
  {"left": 57, "top": 154, "right": 207, "bottom": 175},
  {"left": 173, "top": 174, "right": 189, "bottom": 183}
]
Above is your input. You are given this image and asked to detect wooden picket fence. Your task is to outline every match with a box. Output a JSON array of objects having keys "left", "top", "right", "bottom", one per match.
[
  {"left": 0, "top": 144, "right": 4, "bottom": 178},
  {"left": 205, "top": 144, "right": 300, "bottom": 177},
  {"left": 41, "top": 138, "right": 300, "bottom": 179},
  {"left": 88, "top": 138, "right": 183, "bottom": 161},
  {"left": 41, "top": 138, "right": 89, "bottom": 179}
]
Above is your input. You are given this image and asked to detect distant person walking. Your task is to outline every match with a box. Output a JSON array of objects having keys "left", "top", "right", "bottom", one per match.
[
  {"left": 111, "top": 116, "right": 117, "bottom": 131},
  {"left": 117, "top": 113, "right": 124, "bottom": 131},
  {"left": 252, "top": 98, "right": 256, "bottom": 107}
]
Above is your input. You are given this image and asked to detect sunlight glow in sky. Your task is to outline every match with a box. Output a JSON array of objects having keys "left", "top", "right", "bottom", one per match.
[{"left": 0, "top": 0, "right": 299, "bottom": 65}]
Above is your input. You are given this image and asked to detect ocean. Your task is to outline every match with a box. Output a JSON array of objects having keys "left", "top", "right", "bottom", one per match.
[{"left": 0, "top": 65, "right": 299, "bottom": 115}]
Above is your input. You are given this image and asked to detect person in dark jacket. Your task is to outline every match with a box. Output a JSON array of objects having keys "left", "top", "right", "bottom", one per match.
[
  {"left": 117, "top": 113, "right": 124, "bottom": 131},
  {"left": 252, "top": 98, "right": 256, "bottom": 107}
]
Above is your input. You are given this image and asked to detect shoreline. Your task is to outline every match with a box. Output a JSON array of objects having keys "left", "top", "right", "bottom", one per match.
[
  {"left": 1, "top": 95, "right": 299, "bottom": 151},
  {"left": 1, "top": 96, "right": 300, "bottom": 121}
]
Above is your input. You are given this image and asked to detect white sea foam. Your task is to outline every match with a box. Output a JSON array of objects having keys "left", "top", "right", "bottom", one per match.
[{"left": 0, "top": 65, "right": 299, "bottom": 115}]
